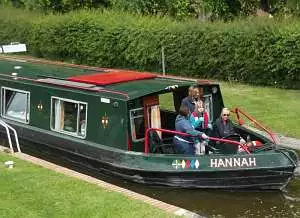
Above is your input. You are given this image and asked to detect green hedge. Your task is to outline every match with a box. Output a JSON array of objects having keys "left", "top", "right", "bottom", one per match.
[{"left": 0, "top": 7, "right": 299, "bottom": 89}]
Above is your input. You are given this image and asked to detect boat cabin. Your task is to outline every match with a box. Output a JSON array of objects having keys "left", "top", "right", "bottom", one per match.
[{"left": 0, "top": 56, "right": 226, "bottom": 154}]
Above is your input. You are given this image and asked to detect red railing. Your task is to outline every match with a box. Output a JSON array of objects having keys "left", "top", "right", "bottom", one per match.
[
  {"left": 144, "top": 128, "right": 250, "bottom": 154},
  {"left": 231, "top": 107, "right": 279, "bottom": 144}
]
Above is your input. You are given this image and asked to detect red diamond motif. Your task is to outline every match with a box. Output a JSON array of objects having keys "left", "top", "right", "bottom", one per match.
[{"left": 185, "top": 160, "right": 190, "bottom": 169}]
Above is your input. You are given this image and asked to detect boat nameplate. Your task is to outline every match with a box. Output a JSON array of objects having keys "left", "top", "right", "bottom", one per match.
[
  {"left": 210, "top": 157, "right": 256, "bottom": 168},
  {"left": 172, "top": 157, "right": 257, "bottom": 169}
]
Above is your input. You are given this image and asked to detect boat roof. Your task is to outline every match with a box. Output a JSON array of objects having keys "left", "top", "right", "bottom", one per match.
[{"left": 0, "top": 55, "right": 216, "bottom": 100}]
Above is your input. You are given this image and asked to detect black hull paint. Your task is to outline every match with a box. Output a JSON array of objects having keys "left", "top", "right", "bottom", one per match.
[{"left": 0, "top": 127, "right": 295, "bottom": 190}]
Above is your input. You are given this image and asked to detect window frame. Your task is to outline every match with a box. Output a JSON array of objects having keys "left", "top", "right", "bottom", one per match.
[
  {"left": 129, "top": 107, "right": 145, "bottom": 142},
  {"left": 203, "top": 94, "right": 213, "bottom": 122},
  {"left": 50, "top": 96, "right": 88, "bottom": 139},
  {"left": 1, "top": 86, "right": 30, "bottom": 124}
]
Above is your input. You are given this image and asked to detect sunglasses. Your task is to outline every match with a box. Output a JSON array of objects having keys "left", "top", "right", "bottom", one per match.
[{"left": 222, "top": 114, "right": 230, "bottom": 116}]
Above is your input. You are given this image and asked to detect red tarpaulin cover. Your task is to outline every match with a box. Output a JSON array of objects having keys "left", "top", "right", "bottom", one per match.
[{"left": 67, "top": 71, "right": 157, "bottom": 85}]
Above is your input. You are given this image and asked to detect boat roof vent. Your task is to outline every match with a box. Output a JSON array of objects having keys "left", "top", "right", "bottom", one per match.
[{"left": 36, "top": 78, "right": 104, "bottom": 90}]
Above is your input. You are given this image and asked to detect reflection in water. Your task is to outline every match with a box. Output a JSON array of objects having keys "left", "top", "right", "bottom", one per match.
[
  {"left": 110, "top": 178, "right": 300, "bottom": 217},
  {"left": 25, "top": 146, "right": 300, "bottom": 218}
]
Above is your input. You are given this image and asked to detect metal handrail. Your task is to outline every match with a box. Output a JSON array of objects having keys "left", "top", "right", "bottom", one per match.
[
  {"left": 144, "top": 128, "right": 250, "bottom": 154},
  {"left": 231, "top": 107, "right": 279, "bottom": 144},
  {"left": 4, "top": 122, "right": 21, "bottom": 153},
  {"left": 0, "top": 119, "right": 21, "bottom": 153}
]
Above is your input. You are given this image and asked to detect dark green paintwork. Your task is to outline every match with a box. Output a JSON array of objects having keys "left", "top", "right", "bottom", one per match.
[
  {"left": 0, "top": 55, "right": 224, "bottom": 152},
  {"left": 109, "top": 78, "right": 192, "bottom": 99},
  {"left": 0, "top": 77, "right": 127, "bottom": 149},
  {"left": 0, "top": 57, "right": 88, "bottom": 78},
  {"left": 120, "top": 150, "right": 295, "bottom": 172},
  {"left": 0, "top": 56, "right": 195, "bottom": 99}
]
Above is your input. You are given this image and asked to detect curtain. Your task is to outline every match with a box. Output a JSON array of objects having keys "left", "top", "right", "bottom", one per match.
[
  {"left": 54, "top": 99, "right": 63, "bottom": 130},
  {"left": 150, "top": 105, "right": 161, "bottom": 138}
]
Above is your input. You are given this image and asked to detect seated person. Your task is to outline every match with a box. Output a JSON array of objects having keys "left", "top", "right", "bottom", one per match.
[
  {"left": 212, "top": 108, "right": 235, "bottom": 138},
  {"left": 173, "top": 105, "right": 208, "bottom": 155},
  {"left": 212, "top": 108, "right": 246, "bottom": 152}
]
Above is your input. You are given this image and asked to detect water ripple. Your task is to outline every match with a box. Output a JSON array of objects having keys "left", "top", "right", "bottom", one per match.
[{"left": 283, "top": 194, "right": 300, "bottom": 202}]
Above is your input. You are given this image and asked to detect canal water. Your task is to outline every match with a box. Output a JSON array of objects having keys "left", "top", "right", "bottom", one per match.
[{"left": 25, "top": 146, "right": 300, "bottom": 218}]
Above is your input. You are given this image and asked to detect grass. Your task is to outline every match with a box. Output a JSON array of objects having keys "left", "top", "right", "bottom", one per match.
[
  {"left": 0, "top": 153, "right": 174, "bottom": 218},
  {"left": 160, "top": 82, "right": 300, "bottom": 139},
  {"left": 220, "top": 82, "right": 300, "bottom": 138}
]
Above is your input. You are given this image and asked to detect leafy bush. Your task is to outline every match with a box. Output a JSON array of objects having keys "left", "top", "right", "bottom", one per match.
[
  {"left": 0, "top": 7, "right": 299, "bottom": 89},
  {"left": 1, "top": 0, "right": 110, "bottom": 13},
  {"left": 110, "top": 0, "right": 259, "bottom": 21},
  {"left": 0, "top": 6, "right": 35, "bottom": 44}
]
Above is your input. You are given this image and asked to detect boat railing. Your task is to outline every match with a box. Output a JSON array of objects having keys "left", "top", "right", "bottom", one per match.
[
  {"left": 0, "top": 119, "right": 21, "bottom": 153},
  {"left": 231, "top": 107, "right": 280, "bottom": 144},
  {"left": 144, "top": 128, "right": 250, "bottom": 154}
]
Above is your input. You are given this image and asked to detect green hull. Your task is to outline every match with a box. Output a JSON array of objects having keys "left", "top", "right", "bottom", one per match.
[{"left": 7, "top": 124, "right": 296, "bottom": 190}]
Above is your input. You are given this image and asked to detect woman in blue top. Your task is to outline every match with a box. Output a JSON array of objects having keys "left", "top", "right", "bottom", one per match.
[{"left": 173, "top": 104, "right": 208, "bottom": 155}]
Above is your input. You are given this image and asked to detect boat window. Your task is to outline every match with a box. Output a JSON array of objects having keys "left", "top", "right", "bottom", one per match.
[
  {"left": 51, "top": 97, "right": 87, "bottom": 138},
  {"left": 130, "top": 108, "right": 145, "bottom": 141},
  {"left": 203, "top": 94, "right": 213, "bottom": 122},
  {"left": 1, "top": 87, "right": 30, "bottom": 123},
  {"left": 159, "top": 93, "right": 175, "bottom": 112}
]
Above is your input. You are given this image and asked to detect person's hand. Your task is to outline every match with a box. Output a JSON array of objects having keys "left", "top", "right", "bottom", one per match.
[
  {"left": 201, "top": 133, "right": 209, "bottom": 140},
  {"left": 208, "top": 123, "right": 212, "bottom": 129},
  {"left": 240, "top": 138, "right": 246, "bottom": 144}
]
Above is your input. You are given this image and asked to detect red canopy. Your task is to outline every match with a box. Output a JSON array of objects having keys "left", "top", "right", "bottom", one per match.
[{"left": 67, "top": 71, "right": 157, "bottom": 85}]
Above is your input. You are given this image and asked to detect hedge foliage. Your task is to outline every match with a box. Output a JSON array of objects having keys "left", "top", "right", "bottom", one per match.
[{"left": 0, "top": 7, "right": 299, "bottom": 89}]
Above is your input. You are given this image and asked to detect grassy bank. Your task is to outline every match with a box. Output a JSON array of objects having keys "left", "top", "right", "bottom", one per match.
[
  {"left": 0, "top": 152, "right": 173, "bottom": 218},
  {"left": 220, "top": 82, "right": 300, "bottom": 138}
]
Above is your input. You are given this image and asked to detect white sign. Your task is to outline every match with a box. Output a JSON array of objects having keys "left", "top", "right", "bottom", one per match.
[
  {"left": 2, "top": 43, "right": 27, "bottom": 53},
  {"left": 210, "top": 157, "right": 256, "bottom": 168},
  {"left": 101, "top": 97, "right": 110, "bottom": 104}
]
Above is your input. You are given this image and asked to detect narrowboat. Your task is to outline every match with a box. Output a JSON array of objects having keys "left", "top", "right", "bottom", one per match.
[{"left": 0, "top": 55, "right": 298, "bottom": 190}]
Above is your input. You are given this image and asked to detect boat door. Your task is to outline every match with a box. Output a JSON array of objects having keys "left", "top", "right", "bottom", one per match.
[
  {"left": 128, "top": 95, "right": 161, "bottom": 152},
  {"left": 143, "top": 95, "right": 161, "bottom": 137}
]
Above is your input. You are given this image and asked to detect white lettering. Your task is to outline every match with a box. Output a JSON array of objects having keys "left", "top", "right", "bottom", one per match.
[
  {"left": 218, "top": 159, "right": 225, "bottom": 168},
  {"left": 241, "top": 158, "right": 249, "bottom": 167},
  {"left": 225, "top": 158, "right": 233, "bottom": 167},
  {"left": 210, "top": 159, "right": 218, "bottom": 168},
  {"left": 249, "top": 157, "right": 256, "bottom": 167},
  {"left": 234, "top": 158, "right": 241, "bottom": 167},
  {"left": 210, "top": 157, "right": 257, "bottom": 168}
]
